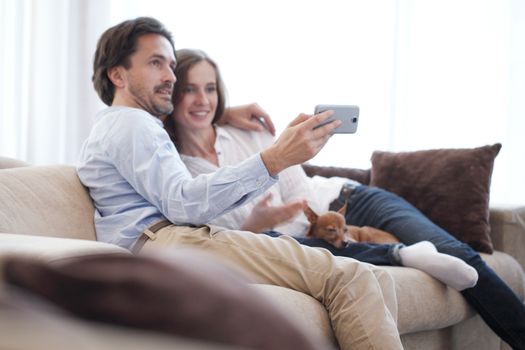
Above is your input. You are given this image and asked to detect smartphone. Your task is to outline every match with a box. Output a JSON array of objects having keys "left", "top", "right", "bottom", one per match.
[{"left": 314, "top": 104, "right": 359, "bottom": 134}]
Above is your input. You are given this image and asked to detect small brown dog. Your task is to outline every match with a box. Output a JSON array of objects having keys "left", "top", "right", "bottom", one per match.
[{"left": 304, "top": 203, "right": 399, "bottom": 248}]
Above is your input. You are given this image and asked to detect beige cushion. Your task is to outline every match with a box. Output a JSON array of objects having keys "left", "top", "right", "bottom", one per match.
[
  {"left": 0, "top": 233, "right": 128, "bottom": 264},
  {"left": 0, "top": 233, "right": 129, "bottom": 291},
  {"left": 385, "top": 266, "right": 472, "bottom": 334},
  {"left": 0, "top": 293, "right": 236, "bottom": 350},
  {"left": 252, "top": 284, "right": 336, "bottom": 345},
  {"left": 3, "top": 251, "right": 326, "bottom": 350},
  {"left": 254, "top": 252, "right": 525, "bottom": 338},
  {"left": 0, "top": 165, "right": 97, "bottom": 240},
  {"left": 391, "top": 251, "right": 523, "bottom": 334}
]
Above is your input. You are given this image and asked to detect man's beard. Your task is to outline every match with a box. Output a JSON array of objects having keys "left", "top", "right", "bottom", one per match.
[
  {"left": 150, "top": 99, "right": 173, "bottom": 117},
  {"left": 129, "top": 82, "right": 173, "bottom": 117}
]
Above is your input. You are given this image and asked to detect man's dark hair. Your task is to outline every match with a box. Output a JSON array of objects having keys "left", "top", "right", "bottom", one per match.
[{"left": 92, "top": 17, "right": 175, "bottom": 106}]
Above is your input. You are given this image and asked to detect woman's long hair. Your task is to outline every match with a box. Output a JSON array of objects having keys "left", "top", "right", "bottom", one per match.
[{"left": 164, "top": 49, "right": 226, "bottom": 146}]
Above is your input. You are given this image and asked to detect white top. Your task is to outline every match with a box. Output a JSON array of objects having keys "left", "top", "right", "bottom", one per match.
[
  {"left": 76, "top": 107, "right": 277, "bottom": 249},
  {"left": 180, "top": 125, "right": 357, "bottom": 237}
]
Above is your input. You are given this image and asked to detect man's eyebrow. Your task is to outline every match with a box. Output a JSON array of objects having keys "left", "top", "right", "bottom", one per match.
[
  {"left": 148, "top": 54, "right": 176, "bottom": 66},
  {"left": 148, "top": 54, "right": 169, "bottom": 61}
]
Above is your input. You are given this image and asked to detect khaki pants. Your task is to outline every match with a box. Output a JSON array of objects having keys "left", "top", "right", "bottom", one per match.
[{"left": 141, "top": 224, "right": 403, "bottom": 350}]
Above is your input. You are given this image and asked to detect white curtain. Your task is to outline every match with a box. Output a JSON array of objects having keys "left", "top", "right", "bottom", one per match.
[
  {"left": 1, "top": 0, "right": 523, "bottom": 204},
  {"left": 0, "top": 0, "right": 109, "bottom": 164}
]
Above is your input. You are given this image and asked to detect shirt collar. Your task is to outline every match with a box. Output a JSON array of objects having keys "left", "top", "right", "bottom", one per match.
[
  {"left": 105, "top": 106, "right": 164, "bottom": 127},
  {"left": 214, "top": 125, "right": 234, "bottom": 142}
]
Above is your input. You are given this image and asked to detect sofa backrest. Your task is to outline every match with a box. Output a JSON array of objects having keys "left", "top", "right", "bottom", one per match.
[
  {"left": 0, "top": 165, "right": 96, "bottom": 240},
  {"left": 301, "top": 163, "right": 371, "bottom": 185},
  {"left": 0, "top": 156, "right": 30, "bottom": 169}
]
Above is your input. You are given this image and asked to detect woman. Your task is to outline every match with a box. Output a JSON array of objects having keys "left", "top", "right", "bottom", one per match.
[{"left": 164, "top": 49, "right": 524, "bottom": 349}]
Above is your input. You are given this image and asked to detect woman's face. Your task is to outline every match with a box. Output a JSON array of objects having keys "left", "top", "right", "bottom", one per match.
[{"left": 172, "top": 60, "right": 218, "bottom": 131}]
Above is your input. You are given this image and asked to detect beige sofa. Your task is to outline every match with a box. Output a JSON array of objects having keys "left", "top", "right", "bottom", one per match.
[{"left": 0, "top": 158, "right": 524, "bottom": 349}]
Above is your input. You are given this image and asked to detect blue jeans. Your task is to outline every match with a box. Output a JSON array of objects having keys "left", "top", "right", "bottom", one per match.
[
  {"left": 263, "top": 231, "right": 404, "bottom": 266},
  {"left": 340, "top": 185, "right": 525, "bottom": 350},
  {"left": 265, "top": 185, "right": 524, "bottom": 349}
]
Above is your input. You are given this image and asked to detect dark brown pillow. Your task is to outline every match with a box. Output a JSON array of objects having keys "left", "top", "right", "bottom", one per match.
[
  {"left": 370, "top": 144, "right": 501, "bottom": 253},
  {"left": 3, "top": 251, "right": 329, "bottom": 350}
]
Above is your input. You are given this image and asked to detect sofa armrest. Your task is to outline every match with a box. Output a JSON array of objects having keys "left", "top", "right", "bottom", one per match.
[
  {"left": 0, "top": 156, "right": 30, "bottom": 169},
  {"left": 489, "top": 206, "right": 525, "bottom": 272}
]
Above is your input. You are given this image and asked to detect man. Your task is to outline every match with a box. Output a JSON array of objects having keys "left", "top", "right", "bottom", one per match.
[{"left": 77, "top": 17, "right": 404, "bottom": 349}]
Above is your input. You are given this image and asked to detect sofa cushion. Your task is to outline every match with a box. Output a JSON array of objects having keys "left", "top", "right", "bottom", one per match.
[
  {"left": 0, "top": 165, "right": 97, "bottom": 240},
  {"left": 2, "top": 250, "right": 328, "bottom": 350},
  {"left": 370, "top": 144, "right": 501, "bottom": 253},
  {"left": 0, "top": 233, "right": 129, "bottom": 265},
  {"left": 0, "top": 293, "right": 236, "bottom": 350},
  {"left": 252, "top": 284, "right": 337, "bottom": 345},
  {"left": 256, "top": 252, "right": 525, "bottom": 337},
  {"left": 385, "top": 265, "right": 473, "bottom": 334},
  {"left": 387, "top": 251, "right": 524, "bottom": 334}
]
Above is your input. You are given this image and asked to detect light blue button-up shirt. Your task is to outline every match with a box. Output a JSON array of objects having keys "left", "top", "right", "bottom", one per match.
[{"left": 77, "top": 106, "right": 277, "bottom": 250}]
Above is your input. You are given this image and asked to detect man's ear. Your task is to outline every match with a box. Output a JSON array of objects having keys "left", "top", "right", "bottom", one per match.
[
  {"left": 107, "top": 66, "right": 126, "bottom": 88},
  {"left": 337, "top": 202, "right": 348, "bottom": 216},
  {"left": 303, "top": 205, "right": 318, "bottom": 225}
]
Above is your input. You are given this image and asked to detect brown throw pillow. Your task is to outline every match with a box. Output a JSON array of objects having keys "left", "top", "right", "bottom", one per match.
[
  {"left": 3, "top": 251, "right": 329, "bottom": 350},
  {"left": 370, "top": 144, "right": 501, "bottom": 253}
]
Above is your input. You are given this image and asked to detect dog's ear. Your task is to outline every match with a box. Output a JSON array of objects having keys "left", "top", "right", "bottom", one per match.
[
  {"left": 337, "top": 202, "right": 348, "bottom": 216},
  {"left": 303, "top": 205, "right": 318, "bottom": 224}
]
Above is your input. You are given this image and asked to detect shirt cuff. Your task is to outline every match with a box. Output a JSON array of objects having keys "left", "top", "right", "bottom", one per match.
[{"left": 256, "top": 152, "right": 279, "bottom": 181}]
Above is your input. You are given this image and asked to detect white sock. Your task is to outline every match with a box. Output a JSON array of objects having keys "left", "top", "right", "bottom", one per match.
[{"left": 398, "top": 241, "right": 478, "bottom": 291}]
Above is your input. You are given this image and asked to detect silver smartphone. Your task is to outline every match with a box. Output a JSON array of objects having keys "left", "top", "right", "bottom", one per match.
[{"left": 314, "top": 104, "right": 359, "bottom": 134}]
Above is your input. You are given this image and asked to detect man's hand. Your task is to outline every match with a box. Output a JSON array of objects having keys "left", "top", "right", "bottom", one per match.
[
  {"left": 260, "top": 110, "right": 340, "bottom": 176},
  {"left": 241, "top": 193, "right": 305, "bottom": 233},
  {"left": 218, "top": 103, "right": 276, "bottom": 136}
]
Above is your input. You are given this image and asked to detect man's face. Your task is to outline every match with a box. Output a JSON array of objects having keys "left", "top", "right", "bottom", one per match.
[{"left": 117, "top": 34, "right": 176, "bottom": 116}]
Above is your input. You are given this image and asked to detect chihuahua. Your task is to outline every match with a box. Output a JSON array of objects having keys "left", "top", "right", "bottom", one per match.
[{"left": 303, "top": 203, "right": 399, "bottom": 248}]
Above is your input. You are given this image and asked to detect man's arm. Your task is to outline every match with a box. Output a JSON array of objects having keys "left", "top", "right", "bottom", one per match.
[
  {"left": 87, "top": 109, "right": 337, "bottom": 227},
  {"left": 86, "top": 111, "right": 276, "bottom": 227},
  {"left": 261, "top": 111, "right": 339, "bottom": 176}
]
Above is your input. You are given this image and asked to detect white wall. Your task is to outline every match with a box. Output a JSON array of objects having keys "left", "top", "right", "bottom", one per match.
[{"left": 1, "top": 0, "right": 523, "bottom": 204}]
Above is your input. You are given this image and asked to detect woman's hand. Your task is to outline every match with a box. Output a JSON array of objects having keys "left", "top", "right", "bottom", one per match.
[
  {"left": 218, "top": 103, "right": 276, "bottom": 136},
  {"left": 241, "top": 193, "right": 305, "bottom": 233}
]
